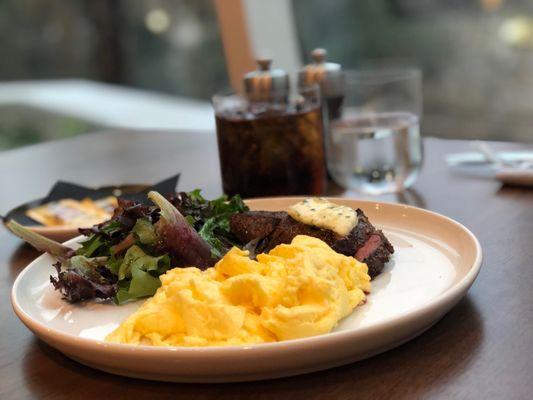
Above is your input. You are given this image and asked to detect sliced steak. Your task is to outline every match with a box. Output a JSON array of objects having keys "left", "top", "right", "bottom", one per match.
[
  {"left": 229, "top": 211, "right": 286, "bottom": 244},
  {"left": 260, "top": 214, "right": 340, "bottom": 252},
  {"left": 332, "top": 210, "right": 394, "bottom": 277},
  {"left": 229, "top": 209, "right": 394, "bottom": 278}
]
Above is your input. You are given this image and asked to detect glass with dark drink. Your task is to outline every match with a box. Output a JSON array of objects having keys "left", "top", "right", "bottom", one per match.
[
  {"left": 212, "top": 59, "right": 326, "bottom": 198},
  {"left": 213, "top": 88, "right": 325, "bottom": 197}
]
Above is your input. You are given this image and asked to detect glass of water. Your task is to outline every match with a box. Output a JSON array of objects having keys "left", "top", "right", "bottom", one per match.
[{"left": 327, "top": 67, "right": 423, "bottom": 194}]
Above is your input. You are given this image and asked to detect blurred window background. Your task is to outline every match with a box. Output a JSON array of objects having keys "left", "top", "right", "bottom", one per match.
[
  {"left": 1, "top": 0, "right": 227, "bottom": 97},
  {"left": 293, "top": 0, "right": 533, "bottom": 143},
  {"left": 1, "top": 0, "right": 532, "bottom": 151},
  {"left": 0, "top": 0, "right": 227, "bottom": 150}
]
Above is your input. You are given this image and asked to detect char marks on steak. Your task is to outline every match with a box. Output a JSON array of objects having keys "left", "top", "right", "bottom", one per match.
[{"left": 229, "top": 209, "right": 394, "bottom": 278}]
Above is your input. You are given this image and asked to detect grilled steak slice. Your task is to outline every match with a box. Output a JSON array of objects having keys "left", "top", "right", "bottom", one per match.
[
  {"left": 229, "top": 209, "right": 394, "bottom": 278},
  {"left": 230, "top": 211, "right": 286, "bottom": 244}
]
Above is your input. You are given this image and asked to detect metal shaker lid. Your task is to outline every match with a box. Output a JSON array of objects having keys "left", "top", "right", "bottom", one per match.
[
  {"left": 244, "top": 58, "right": 289, "bottom": 102},
  {"left": 298, "top": 48, "right": 345, "bottom": 97}
]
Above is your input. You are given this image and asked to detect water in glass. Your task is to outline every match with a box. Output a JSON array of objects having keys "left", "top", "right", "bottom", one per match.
[{"left": 328, "top": 112, "right": 422, "bottom": 194}]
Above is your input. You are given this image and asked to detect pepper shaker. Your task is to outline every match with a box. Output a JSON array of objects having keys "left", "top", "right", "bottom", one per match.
[{"left": 298, "top": 48, "right": 345, "bottom": 120}]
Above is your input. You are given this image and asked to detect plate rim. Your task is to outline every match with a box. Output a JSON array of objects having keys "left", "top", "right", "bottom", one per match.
[{"left": 11, "top": 197, "right": 482, "bottom": 357}]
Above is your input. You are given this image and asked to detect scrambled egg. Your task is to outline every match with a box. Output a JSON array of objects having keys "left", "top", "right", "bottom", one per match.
[{"left": 106, "top": 235, "right": 371, "bottom": 347}]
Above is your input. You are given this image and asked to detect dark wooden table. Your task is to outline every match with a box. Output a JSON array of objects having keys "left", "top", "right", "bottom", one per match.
[{"left": 1, "top": 131, "right": 532, "bottom": 399}]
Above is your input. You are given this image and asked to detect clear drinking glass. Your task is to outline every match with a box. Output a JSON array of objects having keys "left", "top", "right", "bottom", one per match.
[{"left": 327, "top": 68, "right": 423, "bottom": 195}]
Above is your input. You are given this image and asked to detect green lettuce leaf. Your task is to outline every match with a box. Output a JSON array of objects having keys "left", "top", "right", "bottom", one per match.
[
  {"left": 65, "top": 255, "right": 111, "bottom": 284},
  {"left": 117, "top": 245, "right": 170, "bottom": 280},
  {"left": 113, "top": 245, "right": 170, "bottom": 304},
  {"left": 76, "top": 235, "right": 106, "bottom": 257},
  {"left": 198, "top": 217, "right": 229, "bottom": 259},
  {"left": 132, "top": 218, "right": 158, "bottom": 245},
  {"left": 114, "top": 265, "right": 162, "bottom": 304},
  {"left": 107, "top": 254, "right": 123, "bottom": 276},
  {"left": 173, "top": 191, "right": 248, "bottom": 259}
]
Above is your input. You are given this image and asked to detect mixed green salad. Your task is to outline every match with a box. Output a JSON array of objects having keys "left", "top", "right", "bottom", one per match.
[{"left": 7, "top": 190, "right": 248, "bottom": 304}]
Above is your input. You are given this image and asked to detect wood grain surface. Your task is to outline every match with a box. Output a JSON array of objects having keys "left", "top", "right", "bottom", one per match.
[{"left": 0, "top": 130, "right": 531, "bottom": 399}]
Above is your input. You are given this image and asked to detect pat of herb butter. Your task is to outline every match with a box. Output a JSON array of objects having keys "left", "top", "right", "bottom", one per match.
[{"left": 287, "top": 198, "right": 358, "bottom": 236}]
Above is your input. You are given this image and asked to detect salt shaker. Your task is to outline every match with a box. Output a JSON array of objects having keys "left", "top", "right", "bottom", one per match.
[{"left": 244, "top": 58, "right": 289, "bottom": 103}]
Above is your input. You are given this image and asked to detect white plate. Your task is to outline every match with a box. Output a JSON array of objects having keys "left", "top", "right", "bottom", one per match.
[{"left": 11, "top": 197, "right": 482, "bottom": 382}]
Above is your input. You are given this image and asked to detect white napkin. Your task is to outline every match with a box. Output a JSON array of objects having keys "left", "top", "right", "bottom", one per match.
[{"left": 446, "top": 150, "right": 533, "bottom": 188}]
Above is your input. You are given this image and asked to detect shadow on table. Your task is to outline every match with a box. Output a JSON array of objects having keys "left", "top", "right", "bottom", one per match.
[
  {"left": 328, "top": 180, "right": 427, "bottom": 209},
  {"left": 22, "top": 297, "right": 484, "bottom": 400},
  {"left": 8, "top": 242, "right": 41, "bottom": 281},
  {"left": 395, "top": 188, "right": 426, "bottom": 208},
  {"left": 495, "top": 184, "right": 533, "bottom": 199}
]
